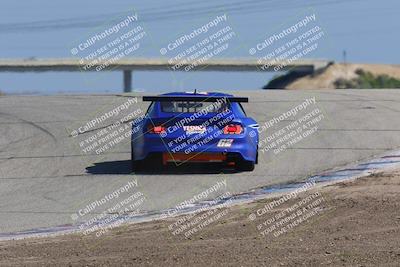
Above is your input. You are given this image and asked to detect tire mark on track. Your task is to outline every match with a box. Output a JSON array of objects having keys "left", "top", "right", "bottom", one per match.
[
  {"left": 0, "top": 112, "right": 57, "bottom": 143},
  {"left": 0, "top": 151, "right": 128, "bottom": 160},
  {"left": 0, "top": 135, "right": 39, "bottom": 154},
  {"left": 0, "top": 111, "right": 61, "bottom": 190}
]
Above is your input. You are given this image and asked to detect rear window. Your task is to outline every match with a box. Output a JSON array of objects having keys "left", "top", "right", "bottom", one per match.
[{"left": 161, "top": 101, "right": 229, "bottom": 113}]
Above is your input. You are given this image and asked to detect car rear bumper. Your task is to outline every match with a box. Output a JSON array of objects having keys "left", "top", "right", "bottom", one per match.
[
  {"left": 162, "top": 152, "right": 227, "bottom": 165},
  {"left": 135, "top": 134, "right": 257, "bottom": 162}
]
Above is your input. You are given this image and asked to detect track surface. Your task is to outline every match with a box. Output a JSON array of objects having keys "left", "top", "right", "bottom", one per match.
[{"left": 1, "top": 89, "right": 400, "bottom": 234}]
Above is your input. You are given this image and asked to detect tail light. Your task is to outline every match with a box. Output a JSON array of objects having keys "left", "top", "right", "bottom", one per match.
[
  {"left": 223, "top": 124, "right": 243, "bottom": 134},
  {"left": 148, "top": 124, "right": 166, "bottom": 134}
]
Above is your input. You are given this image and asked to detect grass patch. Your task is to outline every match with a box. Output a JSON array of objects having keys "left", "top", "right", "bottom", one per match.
[{"left": 334, "top": 69, "right": 400, "bottom": 89}]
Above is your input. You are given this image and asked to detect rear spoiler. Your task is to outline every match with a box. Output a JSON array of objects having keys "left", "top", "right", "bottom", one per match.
[{"left": 142, "top": 96, "right": 248, "bottom": 103}]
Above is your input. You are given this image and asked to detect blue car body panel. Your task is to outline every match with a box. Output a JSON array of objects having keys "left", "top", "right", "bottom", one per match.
[{"left": 131, "top": 92, "right": 259, "bottom": 163}]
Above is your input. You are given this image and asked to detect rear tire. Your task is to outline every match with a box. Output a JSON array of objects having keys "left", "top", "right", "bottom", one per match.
[
  {"left": 132, "top": 152, "right": 163, "bottom": 172},
  {"left": 145, "top": 153, "right": 163, "bottom": 171},
  {"left": 131, "top": 146, "right": 137, "bottom": 172},
  {"left": 236, "top": 160, "right": 255, "bottom": 172},
  {"left": 131, "top": 146, "right": 143, "bottom": 172}
]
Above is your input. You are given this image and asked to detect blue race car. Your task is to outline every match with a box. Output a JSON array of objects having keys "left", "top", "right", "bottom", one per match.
[{"left": 131, "top": 91, "right": 259, "bottom": 171}]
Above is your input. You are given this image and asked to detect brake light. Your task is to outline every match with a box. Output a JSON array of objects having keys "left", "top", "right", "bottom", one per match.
[
  {"left": 223, "top": 124, "right": 242, "bottom": 134},
  {"left": 148, "top": 125, "right": 166, "bottom": 134}
]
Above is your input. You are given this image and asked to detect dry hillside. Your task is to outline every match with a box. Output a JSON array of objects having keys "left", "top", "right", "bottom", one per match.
[{"left": 266, "top": 63, "right": 400, "bottom": 89}]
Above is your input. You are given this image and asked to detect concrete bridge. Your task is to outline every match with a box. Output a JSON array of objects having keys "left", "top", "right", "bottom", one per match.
[{"left": 0, "top": 58, "right": 333, "bottom": 92}]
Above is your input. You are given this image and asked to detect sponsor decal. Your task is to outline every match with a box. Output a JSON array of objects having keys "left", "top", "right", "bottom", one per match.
[
  {"left": 217, "top": 139, "right": 233, "bottom": 147},
  {"left": 183, "top": 125, "right": 207, "bottom": 134}
]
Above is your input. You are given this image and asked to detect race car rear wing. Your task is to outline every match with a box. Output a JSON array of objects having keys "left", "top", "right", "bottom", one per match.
[{"left": 142, "top": 95, "right": 248, "bottom": 103}]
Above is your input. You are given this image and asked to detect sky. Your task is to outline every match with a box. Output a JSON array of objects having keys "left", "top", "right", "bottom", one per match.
[{"left": 0, "top": 0, "right": 399, "bottom": 94}]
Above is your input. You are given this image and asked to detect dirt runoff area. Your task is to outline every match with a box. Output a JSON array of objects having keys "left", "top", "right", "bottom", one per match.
[{"left": 1, "top": 171, "right": 400, "bottom": 267}]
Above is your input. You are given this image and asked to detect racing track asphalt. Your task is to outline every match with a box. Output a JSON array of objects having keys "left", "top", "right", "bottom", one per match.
[{"left": 1, "top": 89, "right": 400, "bottom": 234}]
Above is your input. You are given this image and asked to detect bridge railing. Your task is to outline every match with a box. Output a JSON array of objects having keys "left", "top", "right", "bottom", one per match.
[{"left": 0, "top": 58, "right": 333, "bottom": 92}]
